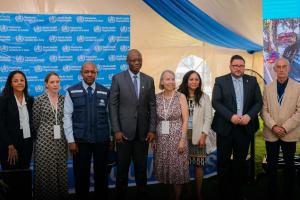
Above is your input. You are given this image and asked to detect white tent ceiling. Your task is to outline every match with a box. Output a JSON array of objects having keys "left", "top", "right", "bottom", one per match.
[{"left": 0, "top": 0, "right": 263, "bottom": 89}]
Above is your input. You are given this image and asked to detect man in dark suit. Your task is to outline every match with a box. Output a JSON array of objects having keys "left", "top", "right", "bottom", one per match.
[
  {"left": 109, "top": 49, "right": 156, "bottom": 200},
  {"left": 212, "top": 55, "right": 262, "bottom": 200}
]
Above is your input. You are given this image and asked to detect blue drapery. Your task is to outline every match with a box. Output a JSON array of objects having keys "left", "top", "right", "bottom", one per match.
[{"left": 143, "top": 0, "right": 262, "bottom": 53}]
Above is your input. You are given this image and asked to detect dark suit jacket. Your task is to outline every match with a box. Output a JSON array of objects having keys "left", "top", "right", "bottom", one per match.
[
  {"left": 0, "top": 95, "right": 35, "bottom": 148},
  {"left": 109, "top": 70, "right": 156, "bottom": 141},
  {"left": 211, "top": 73, "right": 262, "bottom": 136}
]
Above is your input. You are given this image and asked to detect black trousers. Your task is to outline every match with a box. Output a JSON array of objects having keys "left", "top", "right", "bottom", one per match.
[
  {"left": 217, "top": 126, "right": 251, "bottom": 200},
  {"left": 73, "top": 142, "right": 109, "bottom": 200},
  {"left": 116, "top": 139, "right": 149, "bottom": 199},
  {"left": 0, "top": 137, "right": 33, "bottom": 170},
  {"left": 265, "top": 140, "right": 296, "bottom": 200}
]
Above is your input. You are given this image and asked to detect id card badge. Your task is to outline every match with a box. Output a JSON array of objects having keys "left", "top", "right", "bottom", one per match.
[
  {"left": 161, "top": 121, "right": 170, "bottom": 135},
  {"left": 53, "top": 125, "right": 61, "bottom": 139}
]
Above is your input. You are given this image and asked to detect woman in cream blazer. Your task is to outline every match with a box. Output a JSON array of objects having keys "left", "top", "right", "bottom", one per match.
[{"left": 178, "top": 70, "right": 213, "bottom": 200}]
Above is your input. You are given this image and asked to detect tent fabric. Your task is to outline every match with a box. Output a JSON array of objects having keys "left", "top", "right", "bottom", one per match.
[{"left": 143, "top": 0, "right": 262, "bottom": 53}]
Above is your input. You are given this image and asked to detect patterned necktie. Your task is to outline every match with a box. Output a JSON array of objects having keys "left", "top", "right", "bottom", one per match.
[
  {"left": 133, "top": 75, "right": 138, "bottom": 98},
  {"left": 87, "top": 86, "right": 93, "bottom": 99}
]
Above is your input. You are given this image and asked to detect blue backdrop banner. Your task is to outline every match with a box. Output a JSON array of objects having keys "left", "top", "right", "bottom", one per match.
[{"left": 0, "top": 13, "right": 130, "bottom": 94}]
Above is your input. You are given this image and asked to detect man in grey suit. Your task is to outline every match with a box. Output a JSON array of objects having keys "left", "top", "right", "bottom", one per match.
[
  {"left": 109, "top": 49, "right": 156, "bottom": 199},
  {"left": 212, "top": 55, "right": 263, "bottom": 200}
]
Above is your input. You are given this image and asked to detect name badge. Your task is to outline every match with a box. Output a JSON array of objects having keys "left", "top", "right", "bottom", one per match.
[
  {"left": 54, "top": 125, "right": 61, "bottom": 139},
  {"left": 161, "top": 121, "right": 170, "bottom": 135}
]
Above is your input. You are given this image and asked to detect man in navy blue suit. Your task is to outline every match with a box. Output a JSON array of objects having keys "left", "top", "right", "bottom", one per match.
[{"left": 212, "top": 55, "right": 263, "bottom": 200}]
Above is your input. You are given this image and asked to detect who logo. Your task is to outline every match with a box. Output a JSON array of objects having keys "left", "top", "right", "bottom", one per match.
[{"left": 107, "top": 16, "right": 115, "bottom": 23}]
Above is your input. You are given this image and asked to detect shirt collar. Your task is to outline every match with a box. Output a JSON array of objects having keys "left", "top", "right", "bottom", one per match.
[
  {"left": 14, "top": 94, "right": 26, "bottom": 107},
  {"left": 81, "top": 80, "right": 96, "bottom": 91},
  {"left": 277, "top": 78, "right": 288, "bottom": 87},
  {"left": 231, "top": 75, "right": 243, "bottom": 82},
  {"left": 128, "top": 69, "right": 140, "bottom": 79}
]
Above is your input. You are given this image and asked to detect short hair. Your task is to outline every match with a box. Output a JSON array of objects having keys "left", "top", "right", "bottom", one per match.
[
  {"left": 159, "top": 69, "right": 175, "bottom": 90},
  {"left": 274, "top": 57, "right": 290, "bottom": 68},
  {"left": 44, "top": 72, "right": 60, "bottom": 83},
  {"left": 230, "top": 55, "right": 245, "bottom": 64},
  {"left": 2, "top": 70, "right": 29, "bottom": 97},
  {"left": 81, "top": 62, "right": 97, "bottom": 73},
  {"left": 126, "top": 49, "right": 142, "bottom": 61}
]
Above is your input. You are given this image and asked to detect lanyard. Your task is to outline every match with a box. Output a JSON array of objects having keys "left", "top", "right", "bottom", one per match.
[
  {"left": 47, "top": 93, "right": 58, "bottom": 125},
  {"left": 277, "top": 92, "right": 285, "bottom": 105},
  {"left": 162, "top": 91, "right": 175, "bottom": 120}
]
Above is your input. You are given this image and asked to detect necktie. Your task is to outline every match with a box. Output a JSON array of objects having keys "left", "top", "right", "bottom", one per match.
[
  {"left": 87, "top": 86, "right": 93, "bottom": 99},
  {"left": 133, "top": 75, "right": 138, "bottom": 98}
]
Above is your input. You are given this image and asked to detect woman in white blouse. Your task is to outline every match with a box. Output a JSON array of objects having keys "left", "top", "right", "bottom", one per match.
[
  {"left": 0, "top": 70, "right": 35, "bottom": 170},
  {"left": 178, "top": 70, "right": 213, "bottom": 200}
]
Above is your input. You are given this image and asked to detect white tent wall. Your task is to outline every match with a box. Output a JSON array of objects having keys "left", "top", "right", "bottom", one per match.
[{"left": 0, "top": 0, "right": 263, "bottom": 91}]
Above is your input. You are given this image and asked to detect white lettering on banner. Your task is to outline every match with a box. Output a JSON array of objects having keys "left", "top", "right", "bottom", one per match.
[
  {"left": 0, "top": 15, "right": 11, "bottom": 22},
  {"left": 0, "top": 25, "right": 29, "bottom": 32},
  {"left": 61, "top": 26, "right": 89, "bottom": 32},
  {"left": 34, "top": 65, "right": 59, "bottom": 72},
  {"left": 49, "top": 16, "right": 72, "bottom": 23},
  {"left": 76, "top": 16, "right": 104, "bottom": 23},
  {"left": 60, "top": 75, "right": 73, "bottom": 81},
  {"left": 34, "top": 45, "right": 57, "bottom": 52},
  {"left": 63, "top": 65, "right": 81, "bottom": 72},
  {"left": 108, "top": 36, "right": 129, "bottom": 42},
  {"left": 34, "top": 26, "right": 58, "bottom": 32},
  {"left": 62, "top": 45, "right": 89, "bottom": 52},
  {"left": 98, "top": 65, "right": 116, "bottom": 71},
  {"left": 107, "top": 16, "right": 130, "bottom": 23},
  {"left": 0, "top": 56, "right": 11, "bottom": 62},
  {"left": 77, "top": 55, "right": 104, "bottom": 62},
  {"left": 49, "top": 55, "right": 73, "bottom": 62},
  {"left": 0, "top": 13, "right": 130, "bottom": 97},
  {"left": 49, "top": 35, "right": 72, "bottom": 42},
  {"left": 15, "top": 16, "right": 44, "bottom": 23},
  {"left": 15, "top": 35, "right": 44, "bottom": 42},
  {"left": 0, "top": 36, "right": 11, "bottom": 42},
  {"left": 8, "top": 46, "right": 30, "bottom": 52},
  {"left": 94, "top": 45, "right": 116, "bottom": 52},
  {"left": 108, "top": 55, "right": 126, "bottom": 62},
  {"left": 76, "top": 35, "right": 104, "bottom": 42}
]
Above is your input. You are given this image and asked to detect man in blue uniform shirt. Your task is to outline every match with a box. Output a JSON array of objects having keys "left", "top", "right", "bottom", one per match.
[{"left": 63, "top": 61, "right": 110, "bottom": 200}]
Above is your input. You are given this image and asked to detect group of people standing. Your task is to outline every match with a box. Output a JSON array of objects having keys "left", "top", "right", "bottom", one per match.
[{"left": 0, "top": 49, "right": 299, "bottom": 200}]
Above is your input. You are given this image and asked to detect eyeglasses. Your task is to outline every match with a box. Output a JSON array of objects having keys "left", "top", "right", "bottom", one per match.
[{"left": 231, "top": 65, "right": 245, "bottom": 68}]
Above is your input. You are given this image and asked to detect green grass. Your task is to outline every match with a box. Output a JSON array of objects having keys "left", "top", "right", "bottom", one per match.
[{"left": 254, "top": 117, "right": 300, "bottom": 175}]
